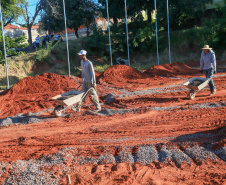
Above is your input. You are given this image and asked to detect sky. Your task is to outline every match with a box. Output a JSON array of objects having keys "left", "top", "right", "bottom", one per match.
[{"left": 16, "top": 0, "right": 41, "bottom": 25}]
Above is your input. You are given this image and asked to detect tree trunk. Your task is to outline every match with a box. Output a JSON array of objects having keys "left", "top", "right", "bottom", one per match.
[
  {"left": 27, "top": 24, "right": 33, "bottom": 51},
  {"left": 113, "top": 16, "right": 118, "bottom": 26},
  {"left": 147, "top": 10, "right": 152, "bottom": 23},
  {"left": 86, "top": 25, "right": 90, "bottom": 37},
  {"left": 75, "top": 27, "right": 79, "bottom": 38}
]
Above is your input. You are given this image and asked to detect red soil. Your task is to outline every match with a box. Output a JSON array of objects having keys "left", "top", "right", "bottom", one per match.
[
  {"left": 0, "top": 73, "right": 82, "bottom": 119},
  {"left": 77, "top": 70, "right": 102, "bottom": 79},
  {"left": 0, "top": 62, "right": 226, "bottom": 184},
  {"left": 185, "top": 60, "right": 226, "bottom": 68},
  {"left": 144, "top": 62, "right": 199, "bottom": 77}
]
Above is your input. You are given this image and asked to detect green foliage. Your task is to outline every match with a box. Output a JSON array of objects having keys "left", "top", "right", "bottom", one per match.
[
  {"left": 85, "top": 24, "right": 109, "bottom": 59},
  {"left": 0, "top": 35, "right": 28, "bottom": 65},
  {"left": 94, "top": 64, "right": 110, "bottom": 73},
  {"left": 194, "top": 1, "right": 226, "bottom": 49},
  {"left": 1, "top": 0, "right": 26, "bottom": 26},
  {"left": 42, "top": 0, "right": 99, "bottom": 37},
  {"left": 131, "top": 25, "right": 156, "bottom": 52},
  {"left": 33, "top": 39, "right": 54, "bottom": 63}
]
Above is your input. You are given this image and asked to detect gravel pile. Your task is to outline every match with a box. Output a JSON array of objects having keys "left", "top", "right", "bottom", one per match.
[
  {"left": 0, "top": 147, "right": 75, "bottom": 185},
  {"left": 3, "top": 160, "right": 59, "bottom": 185},
  {"left": 170, "top": 147, "right": 192, "bottom": 167},
  {"left": 115, "top": 147, "right": 134, "bottom": 163},
  {"left": 98, "top": 108, "right": 139, "bottom": 116},
  {"left": 185, "top": 145, "right": 219, "bottom": 162},
  {"left": 134, "top": 145, "right": 158, "bottom": 164},
  {"left": 0, "top": 109, "right": 54, "bottom": 127},
  {"left": 98, "top": 153, "right": 116, "bottom": 165},
  {"left": 96, "top": 101, "right": 226, "bottom": 116},
  {"left": 215, "top": 147, "right": 226, "bottom": 161},
  {"left": 0, "top": 144, "right": 226, "bottom": 184},
  {"left": 158, "top": 145, "right": 172, "bottom": 162},
  {"left": 75, "top": 156, "right": 99, "bottom": 165}
]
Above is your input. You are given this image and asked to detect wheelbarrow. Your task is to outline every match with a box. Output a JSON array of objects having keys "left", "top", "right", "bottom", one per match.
[
  {"left": 183, "top": 75, "right": 212, "bottom": 100},
  {"left": 51, "top": 84, "right": 95, "bottom": 117}
]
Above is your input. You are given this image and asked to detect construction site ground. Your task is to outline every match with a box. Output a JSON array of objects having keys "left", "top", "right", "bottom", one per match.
[{"left": 0, "top": 61, "right": 225, "bottom": 185}]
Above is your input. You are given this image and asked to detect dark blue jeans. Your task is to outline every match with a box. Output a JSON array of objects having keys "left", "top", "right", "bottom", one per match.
[{"left": 204, "top": 68, "right": 215, "bottom": 92}]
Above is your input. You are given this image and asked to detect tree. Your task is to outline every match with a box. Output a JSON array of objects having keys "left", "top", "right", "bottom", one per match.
[
  {"left": 41, "top": 0, "right": 99, "bottom": 38},
  {"left": 1, "top": 0, "right": 26, "bottom": 26},
  {"left": 20, "top": 0, "right": 45, "bottom": 50},
  {"left": 156, "top": 0, "right": 213, "bottom": 30}
]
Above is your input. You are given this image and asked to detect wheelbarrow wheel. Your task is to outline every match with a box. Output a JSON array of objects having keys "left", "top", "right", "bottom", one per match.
[
  {"left": 54, "top": 105, "right": 65, "bottom": 117},
  {"left": 189, "top": 91, "right": 196, "bottom": 100}
]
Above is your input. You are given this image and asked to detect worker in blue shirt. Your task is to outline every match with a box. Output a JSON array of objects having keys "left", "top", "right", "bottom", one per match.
[{"left": 200, "top": 45, "right": 216, "bottom": 96}]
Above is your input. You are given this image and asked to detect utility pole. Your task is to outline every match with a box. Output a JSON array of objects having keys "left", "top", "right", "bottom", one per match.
[
  {"left": 47, "top": 0, "right": 51, "bottom": 40},
  {"left": 0, "top": 1, "right": 9, "bottom": 89}
]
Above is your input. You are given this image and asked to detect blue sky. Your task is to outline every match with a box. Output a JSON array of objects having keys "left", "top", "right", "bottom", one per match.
[{"left": 16, "top": 0, "right": 41, "bottom": 25}]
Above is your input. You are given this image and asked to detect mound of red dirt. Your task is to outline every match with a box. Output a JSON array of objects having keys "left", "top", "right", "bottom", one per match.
[
  {"left": 144, "top": 62, "right": 198, "bottom": 77},
  {"left": 4, "top": 73, "right": 80, "bottom": 95},
  {"left": 97, "top": 65, "right": 148, "bottom": 84},
  {"left": 0, "top": 73, "right": 81, "bottom": 118},
  {"left": 186, "top": 60, "right": 226, "bottom": 68},
  {"left": 77, "top": 70, "right": 102, "bottom": 79}
]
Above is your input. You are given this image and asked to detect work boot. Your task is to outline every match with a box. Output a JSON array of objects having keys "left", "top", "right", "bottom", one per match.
[
  {"left": 93, "top": 106, "right": 101, "bottom": 112},
  {"left": 210, "top": 89, "right": 216, "bottom": 96}
]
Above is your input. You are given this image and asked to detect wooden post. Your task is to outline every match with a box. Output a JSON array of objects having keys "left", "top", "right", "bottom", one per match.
[{"left": 66, "top": 175, "right": 71, "bottom": 184}]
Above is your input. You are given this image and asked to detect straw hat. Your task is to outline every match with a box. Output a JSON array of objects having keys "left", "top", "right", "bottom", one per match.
[{"left": 201, "top": 45, "right": 212, "bottom": 50}]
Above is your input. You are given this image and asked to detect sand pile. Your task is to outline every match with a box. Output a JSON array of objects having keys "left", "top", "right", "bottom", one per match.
[
  {"left": 97, "top": 65, "right": 147, "bottom": 84},
  {"left": 0, "top": 73, "right": 81, "bottom": 119},
  {"left": 144, "top": 62, "right": 198, "bottom": 77}
]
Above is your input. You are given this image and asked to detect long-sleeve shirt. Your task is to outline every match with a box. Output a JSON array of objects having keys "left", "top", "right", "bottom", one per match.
[
  {"left": 200, "top": 50, "right": 216, "bottom": 71},
  {"left": 81, "top": 60, "right": 96, "bottom": 84},
  {"left": 35, "top": 37, "right": 39, "bottom": 43}
]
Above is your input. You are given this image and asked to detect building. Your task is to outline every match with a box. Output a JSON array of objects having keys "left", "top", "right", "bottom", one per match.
[{"left": 4, "top": 24, "right": 40, "bottom": 42}]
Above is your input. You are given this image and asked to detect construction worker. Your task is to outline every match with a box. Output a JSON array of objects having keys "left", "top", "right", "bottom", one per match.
[
  {"left": 200, "top": 45, "right": 217, "bottom": 96},
  {"left": 35, "top": 35, "right": 40, "bottom": 48},
  {"left": 74, "top": 50, "right": 101, "bottom": 112}
]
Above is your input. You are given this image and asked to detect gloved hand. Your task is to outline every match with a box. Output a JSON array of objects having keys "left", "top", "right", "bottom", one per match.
[
  {"left": 214, "top": 70, "right": 216, "bottom": 74},
  {"left": 200, "top": 70, "right": 203, "bottom": 74}
]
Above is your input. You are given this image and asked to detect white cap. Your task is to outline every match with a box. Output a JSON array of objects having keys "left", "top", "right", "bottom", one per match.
[{"left": 77, "top": 50, "right": 87, "bottom": 55}]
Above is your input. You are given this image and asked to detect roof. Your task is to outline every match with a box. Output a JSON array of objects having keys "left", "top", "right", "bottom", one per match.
[{"left": 4, "top": 24, "right": 39, "bottom": 30}]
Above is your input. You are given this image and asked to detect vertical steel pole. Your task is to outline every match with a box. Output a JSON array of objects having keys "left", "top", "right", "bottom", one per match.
[
  {"left": 106, "top": 0, "right": 113, "bottom": 66},
  {"left": 62, "top": 0, "right": 70, "bottom": 76},
  {"left": 167, "top": 0, "right": 171, "bottom": 63},
  {"left": 47, "top": 0, "right": 51, "bottom": 40},
  {"left": 154, "top": 0, "right": 159, "bottom": 65},
  {"left": 0, "top": 2, "right": 9, "bottom": 89},
  {"left": 125, "top": 0, "right": 130, "bottom": 66}
]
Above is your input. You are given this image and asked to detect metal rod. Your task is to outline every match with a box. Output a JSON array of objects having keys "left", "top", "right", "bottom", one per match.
[
  {"left": 167, "top": 0, "right": 171, "bottom": 63},
  {"left": 125, "top": 0, "right": 130, "bottom": 66},
  {"left": 62, "top": 0, "right": 70, "bottom": 76},
  {"left": 106, "top": 0, "right": 113, "bottom": 66},
  {"left": 0, "top": 2, "right": 9, "bottom": 89},
  {"left": 154, "top": 0, "right": 159, "bottom": 65}
]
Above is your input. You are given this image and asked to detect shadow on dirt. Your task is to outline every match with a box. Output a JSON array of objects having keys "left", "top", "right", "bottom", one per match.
[{"left": 172, "top": 126, "right": 226, "bottom": 144}]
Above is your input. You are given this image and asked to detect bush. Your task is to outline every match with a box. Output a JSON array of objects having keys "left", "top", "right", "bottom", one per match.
[
  {"left": 194, "top": 1, "right": 226, "bottom": 49},
  {"left": 0, "top": 35, "right": 28, "bottom": 63},
  {"left": 85, "top": 24, "right": 109, "bottom": 58}
]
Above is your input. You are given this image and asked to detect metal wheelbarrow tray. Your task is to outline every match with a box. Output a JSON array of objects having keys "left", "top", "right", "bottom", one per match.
[
  {"left": 51, "top": 86, "right": 95, "bottom": 117},
  {"left": 51, "top": 90, "right": 85, "bottom": 117},
  {"left": 183, "top": 77, "right": 211, "bottom": 99}
]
